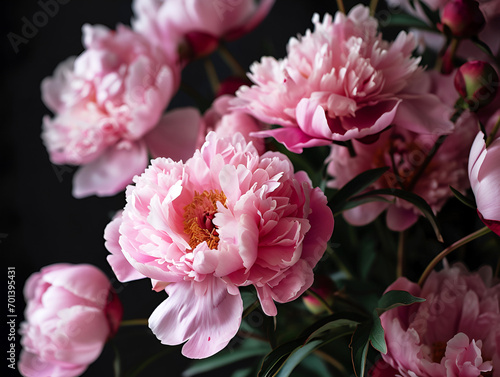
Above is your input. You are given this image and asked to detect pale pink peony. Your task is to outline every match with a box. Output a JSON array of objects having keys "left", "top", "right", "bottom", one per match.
[
  {"left": 468, "top": 110, "right": 500, "bottom": 235},
  {"left": 41, "top": 24, "right": 184, "bottom": 198},
  {"left": 380, "top": 263, "right": 500, "bottom": 377},
  {"left": 104, "top": 131, "right": 334, "bottom": 358},
  {"left": 326, "top": 71, "right": 476, "bottom": 231},
  {"left": 234, "top": 5, "right": 455, "bottom": 153},
  {"left": 19, "top": 264, "right": 122, "bottom": 377},
  {"left": 132, "top": 0, "right": 275, "bottom": 59},
  {"left": 201, "top": 95, "right": 266, "bottom": 154}
]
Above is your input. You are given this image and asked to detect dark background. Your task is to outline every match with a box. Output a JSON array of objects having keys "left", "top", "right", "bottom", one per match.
[{"left": 2, "top": 1, "right": 339, "bottom": 376}]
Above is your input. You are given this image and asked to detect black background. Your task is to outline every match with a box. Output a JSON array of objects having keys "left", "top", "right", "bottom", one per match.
[{"left": 2, "top": 1, "right": 340, "bottom": 376}]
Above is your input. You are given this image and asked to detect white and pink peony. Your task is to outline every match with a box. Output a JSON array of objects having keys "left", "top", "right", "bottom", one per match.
[
  {"left": 235, "top": 5, "right": 455, "bottom": 153},
  {"left": 105, "top": 132, "right": 334, "bottom": 358},
  {"left": 18, "top": 264, "right": 122, "bottom": 377},
  {"left": 42, "top": 24, "right": 184, "bottom": 198}
]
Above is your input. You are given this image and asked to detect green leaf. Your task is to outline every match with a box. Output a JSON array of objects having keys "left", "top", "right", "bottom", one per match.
[
  {"left": 184, "top": 339, "right": 270, "bottom": 377},
  {"left": 470, "top": 36, "right": 495, "bottom": 59},
  {"left": 275, "top": 339, "right": 324, "bottom": 377},
  {"left": 349, "top": 188, "right": 443, "bottom": 242},
  {"left": 259, "top": 337, "right": 308, "bottom": 377},
  {"left": 375, "top": 290, "right": 425, "bottom": 317},
  {"left": 450, "top": 186, "right": 476, "bottom": 209},
  {"left": 379, "top": 12, "right": 434, "bottom": 31},
  {"left": 330, "top": 167, "right": 389, "bottom": 213},
  {"left": 259, "top": 313, "right": 363, "bottom": 377},
  {"left": 350, "top": 322, "right": 371, "bottom": 377},
  {"left": 417, "top": 0, "right": 440, "bottom": 25},
  {"left": 369, "top": 316, "right": 386, "bottom": 354}
]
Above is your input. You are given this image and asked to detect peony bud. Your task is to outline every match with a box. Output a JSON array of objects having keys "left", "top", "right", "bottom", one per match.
[
  {"left": 183, "top": 31, "right": 219, "bottom": 60},
  {"left": 302, "top": 275, "right": 336, "bottom": 314},
  {"left": 216, "top": 76, "right": 251, "bottom": 98},
  {"left": 439, "top": 0, "right": 485, "bottom": 38},
  {"left": 454, "top": 60, "right": 499, "bottom": 109}
]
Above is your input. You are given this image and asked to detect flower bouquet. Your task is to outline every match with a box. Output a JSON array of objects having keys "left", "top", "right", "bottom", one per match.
[{"left": 12, "top": 0, "right": 500, "bottom": 376}]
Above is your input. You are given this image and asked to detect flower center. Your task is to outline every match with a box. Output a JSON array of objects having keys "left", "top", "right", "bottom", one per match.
[
  {"left": 373, "top": 133, "right": 433, "bottom": 191},
  {"left": 431, "top": 341, "right": 447, "bottom": 363},
  {"left": 183, "top": 190, "right": 227, "bottom": 250}
]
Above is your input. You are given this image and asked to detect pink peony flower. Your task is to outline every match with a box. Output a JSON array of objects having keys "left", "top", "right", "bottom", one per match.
[
  {"left": 234, "top": 5, "right": 455, "bottom": 153},
  {"left": 201, "top": 95, "right": 266, "bottom": 154},
  {"left": 19, "top": 264, "right": 122, "bottom": 377},
  {"left": 132, "top": 0, "right": 275, "bottom": 59},
  {"left": 41, "top": 24, "right": 185, "bottom": 198},
  {"left": 468, "top": 110, "right": 500, "bottom": 235},
  {"left": 380, "top": 263, "right": 500, "bottom": 377},
  {"left": 104, "top": 132, "right": 334, "bottom": 358},
  {"left": 326, "top": 71, "right": 476, "bottom": 231}
]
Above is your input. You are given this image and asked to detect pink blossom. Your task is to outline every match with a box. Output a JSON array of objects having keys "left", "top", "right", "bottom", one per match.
[
  {"left": 104, "top": 132, "right": 334, "bottom": 358},
  {"left": 19, "top": 264, "right": 122, "bottom": 377},
  {"left": 327, "top": 71, "right": 476, "bottom": 231},
  {"left": 41, "top": 24, "right": 184, "bottom": 198},
  {"left": 201, "top": 95, "right": 266, "bottom": 154},
  {"left": 380, "top": 263, "right": 500, "bottom": 377},
  {"left": 132, "top": 0, "right": 275, "bottom": 59},
  {"left": 468, "top": 110, "right": 500, "bottom": 235},
  {"left": 234, "top": 5, "right": 455, "bottom": 153}
]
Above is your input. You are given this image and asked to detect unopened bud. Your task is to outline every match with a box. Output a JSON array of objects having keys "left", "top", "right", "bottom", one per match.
[
  {"left": 454, "top": 60, "right": 499, "bottom": 109},
  {"left": 183, "top": 31, "right": 219, "bottom": 60},
  {"left": 302, "top": 275, "right": 336, "bottom": 314},
  {"left": 216, "top": 76, "right": 251, "bottom": 97},
  {"left": 439, "top": 0, "right": 485, "bottom": 38}
]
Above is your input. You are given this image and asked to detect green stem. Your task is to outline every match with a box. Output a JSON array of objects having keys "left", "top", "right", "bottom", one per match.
[
  {"left": 204, "top": 57, "right": 220, "bottom": 94},
  {"left": 242, "top": 300, "right": 261, "bottom": 319},
  {"left": 396, "top": 230, "right": 406, "bottom": 278},
  {"left": 369, "top": 0, "right": 379, "bottom": 16},
  {"left": 485, "top": 116, "right": 500, "bottom": 148},
  {"left": 306, "top": 288, "right": 334, "bottom": 314},
  {"left": 218, "top": 44, "right": 247, "bottom": 79},
  {"left": 314, "top": 350, "right": 347, "bottom": 374},
  {"left": 407, "top": 135, "right": 447, "bottom": 192},
  {"left": 120, "top": 318, "right": 149, "bottom": 327},
  {"left": 418, "top": 226, "right": 491, "bottom": 286},
  {"left": 336, "top": 0, "right": 345, "bottom": 13},
  {"left": 326, "top": 244, "right": 354, "bottom": 279}
]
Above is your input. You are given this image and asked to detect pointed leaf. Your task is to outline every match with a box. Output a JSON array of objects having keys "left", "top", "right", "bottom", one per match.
[
  {"left": 369, "top": 316, "right": 387, "bottom": 354},
  {"left": 350, "top": 322, "right": 371, "bottom": 377},
  {"left": 184, "top": 340, "right": 270, "bottom": 376},
  {"left": 450, "top": 186, "right": 476, "bottom": 209},
  {"left": 349, "top": 188, "right": 443, "bottom": 242},
  {"left": 380, "top": 12, "right": 434, "bottom": 31},
  {"left": 375, "top": 290, "right": 425, "bottom": 316},
  {"left": 330, "top": 167, "right": 389, "bottom": 213}
]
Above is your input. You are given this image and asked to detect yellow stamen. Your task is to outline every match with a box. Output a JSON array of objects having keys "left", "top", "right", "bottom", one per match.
[{"left": 183, "top": 190, "right": 227, "bottom": 250}]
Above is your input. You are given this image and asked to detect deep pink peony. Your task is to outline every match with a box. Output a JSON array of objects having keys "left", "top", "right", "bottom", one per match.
[
  {"left": 42, "top": 24, "right": 183, "bottom": 198},
  {"left": 132, "top": 0, "right": 275, "bottom": 59},
  {"left": 326, "top": 71, "right": 476, "bottom": 231},
  {"left": 235, "top": 5, "right": 455, "bottom": 153},
  {"left": 468, "top": 110, "right": 500, "bottom": 235},
  {"left": 19, "top": 264, "right": 122, "bottom": 377},
  {"left": 104, "top": 132, "right": 334, "bottom": 358},
  {"left": 380, "top": 263, "right": 500, "bottom": 377},
  {"left": 201, "top": 95, "right": 266, "bottom": 154}
]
